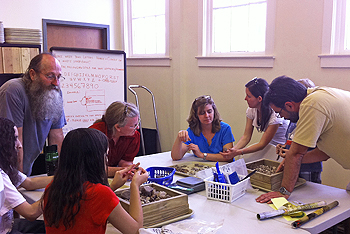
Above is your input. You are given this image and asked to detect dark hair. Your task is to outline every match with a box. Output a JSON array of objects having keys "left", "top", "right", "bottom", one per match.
[
  {"left": 0, "top": 118, "right": 20, "bottom": 185},
  {"left": 22, "top": 53, "right": 55, "bottom": 81},
  {"left": 263, "top": 75, "right": 307, "bottom": 108},
  {"left": 245, "top": 78, "right": 271, "bottom": 132},
  {"left": 187, "top": 95, "right": 221, "bottom": 136},
  {"left": 43, "top": 128, "right": 109, "bottom": 230}
]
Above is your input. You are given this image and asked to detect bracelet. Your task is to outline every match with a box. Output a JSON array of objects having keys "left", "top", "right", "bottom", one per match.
[{"left": 241, "top": 149, "right": 244, "bottom": 155}]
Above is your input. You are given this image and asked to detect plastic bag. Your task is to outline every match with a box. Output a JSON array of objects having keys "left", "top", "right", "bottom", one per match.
[
  {"left": 196, "top": 159, "right": 248, "bottom": 179},
  {"left": 139, "top": 218, "right": 224, "bottom": 234}
]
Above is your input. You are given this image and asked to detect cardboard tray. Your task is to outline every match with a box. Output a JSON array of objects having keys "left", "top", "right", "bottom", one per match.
[
  {"left": 169, "top": 162, "right": 214, "bottom": 177},
  {"left": 115, "top": 183, "right": 192, "bottom": 227}
]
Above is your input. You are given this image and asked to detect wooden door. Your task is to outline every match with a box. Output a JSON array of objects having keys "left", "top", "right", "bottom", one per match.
[{"left": 42, "top": 19, "right": 109, "bottom": 52}]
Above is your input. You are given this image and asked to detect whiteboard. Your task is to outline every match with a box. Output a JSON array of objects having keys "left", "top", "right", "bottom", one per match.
[{"left": 51, "top": 47, "right": 126, "bottom": 135}]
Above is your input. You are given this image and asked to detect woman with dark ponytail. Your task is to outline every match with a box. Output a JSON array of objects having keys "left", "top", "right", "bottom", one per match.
[
  {"left": 0, "top": 117, "right": 53, "bottom": 234},
  {"left": 221, "top": 78, "right": 289, "bottom": 161}
]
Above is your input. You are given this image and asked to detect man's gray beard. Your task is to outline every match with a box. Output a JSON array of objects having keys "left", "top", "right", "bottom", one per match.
[{"left": 24, "top": 78, "right": 64, "bottom": 122}]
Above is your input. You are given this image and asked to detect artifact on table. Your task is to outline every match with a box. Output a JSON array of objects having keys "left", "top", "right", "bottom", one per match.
[
  {"left": 120, "top": 185, "right": 171, "bottom": 204},
  {"left": 115, "top": 183, "right": 192, "bottom": 227},
  {"left": 246, "top": 159, "right": 306, "bottom": 192},
  {"left": 170, "top": 162, "right": 213, "bottom": 177}
]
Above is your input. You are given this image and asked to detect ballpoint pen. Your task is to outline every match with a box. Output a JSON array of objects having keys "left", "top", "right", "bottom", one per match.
[{"left": 239, "top": 169, "right": 257, "bottom": 182}]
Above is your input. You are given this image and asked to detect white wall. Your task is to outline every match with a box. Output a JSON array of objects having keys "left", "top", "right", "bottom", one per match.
[
  {"left": 125, "top": 0, "right": 350, "bottom": 190},
  {"left": 0, "top": 0, "right": 119, "bottom": 50},
  {"left": 2, "top": 0, "right": 350, "bottom": 189}
]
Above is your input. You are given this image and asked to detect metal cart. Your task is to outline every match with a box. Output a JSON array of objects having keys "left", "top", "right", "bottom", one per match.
[{"left": 128, "top": 85, "right": 161, "bottom": 155}]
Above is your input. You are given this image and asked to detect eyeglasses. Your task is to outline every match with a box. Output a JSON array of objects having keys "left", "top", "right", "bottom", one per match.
[
  {"left": 275, "top": 107, "right": 284, "bottom": 118},
  {"left": 195, "top": 95, "right": 211, "bottom": 101},
  {"left": 123, "top": 104, "right": 140, "bottom": 130},
  {"left": 133, "top": 119, "right": 141, "bottom": 130},
  {"left": 126, "top": 118, "right": 141, "bottom": 130},
  {"left": 40, "top": 72, "right": 65, "bottom": 81},
  {"left": 252, "top": 77, "right": 259, "bottom": 84}
]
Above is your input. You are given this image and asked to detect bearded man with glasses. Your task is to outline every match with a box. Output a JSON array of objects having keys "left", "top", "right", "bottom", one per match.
[{"left": 0, "top": 53, "right": 66, "bottom": 176}]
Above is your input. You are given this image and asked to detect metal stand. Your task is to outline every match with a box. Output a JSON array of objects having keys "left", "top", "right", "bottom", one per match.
[{"left": 128, "top": 85, "right": 161, "bottom": 155}]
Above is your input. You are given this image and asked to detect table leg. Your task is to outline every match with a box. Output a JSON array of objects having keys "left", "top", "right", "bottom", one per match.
[{"left": 344, "top": 217, "right": 350, "bottom": 234}]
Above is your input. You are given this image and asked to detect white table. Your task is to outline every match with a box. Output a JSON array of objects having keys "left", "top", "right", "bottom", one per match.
[{"left": 21, "top": 150, "right": 350, "bottom": 234}]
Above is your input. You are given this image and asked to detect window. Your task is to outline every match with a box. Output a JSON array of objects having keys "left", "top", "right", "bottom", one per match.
[
  {"left": 197, "top": 0, "right": 276, "bottom": 68},
  {"left": 330, "top": 0, "right": 350, "bottom": 54},
  {"left": 211, "top": 0, "right": 267, "bottom": 54},
  {"left": 320, "top": 0, "right": 350, "bottom": 67},
  {"left": 122, "top": 0, "right": 170, "bottom": 66}
]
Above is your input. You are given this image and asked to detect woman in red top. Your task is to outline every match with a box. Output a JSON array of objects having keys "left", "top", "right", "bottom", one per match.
[
  {"left": 43, "top": 128, "right": 148, "bottom": 234},
  {"left": 90, "top": 101, "right": 141, "bottom": 177}
]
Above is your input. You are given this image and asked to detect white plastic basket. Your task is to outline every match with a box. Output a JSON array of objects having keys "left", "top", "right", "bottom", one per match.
[{"left": 204, "top": 175, "right": 250, "bottom": 203}]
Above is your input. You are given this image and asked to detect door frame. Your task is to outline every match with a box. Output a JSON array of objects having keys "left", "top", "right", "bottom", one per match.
[{"left": 42, "top": 19, "right": 110, "bottom": 52}]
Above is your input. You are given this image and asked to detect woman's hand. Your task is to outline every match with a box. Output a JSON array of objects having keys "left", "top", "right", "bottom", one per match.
[
  {"left": 110, "top": 165, "right": 133, "bottom": 191},
  {"left": 188, "top": 143, "right": 201, "bottom": 157},
  {"left": 131, "top": 167, "right": 149, "bottom": 187},
  {"left": 171, "top": 131, "right": 191, "bottom": 160},
  {"left": 276, "top": 158, "right": 285, "bottom": 172},
  {"left": 220, "top": 147, "right": 240, "bottom": 160},
  {"left": 276, "top": 144, "right": 288, "bottom": 158},
  {"left": 177, "top": 130, "right": 191, "bottom": 143},
  {"left": 110, "top": 163, "right": 141, "bottom": 190},
  {"left": 276, "top": 144, "right": 284, "bottom": 154}
]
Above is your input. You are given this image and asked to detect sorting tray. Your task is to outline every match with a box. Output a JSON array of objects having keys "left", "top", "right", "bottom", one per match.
[
  {"left": 115, "top": 183, "right": 191, "bottom": 227},
  {"left": 251, "top": 177, "right": 307, "bottom": 192},
  {"left": 246, "top": 158, "right": 306, "bottom": 192},
  {"left": 169, "top": 162, "right": 214, "bottom": 177}
]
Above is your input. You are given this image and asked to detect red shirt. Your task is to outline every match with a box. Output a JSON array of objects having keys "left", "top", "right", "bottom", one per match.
[
  {"left": 89, "top": 121, "right": 140, "bottom": 166},
  {"left": 44, "top": 182, "right": 120, "bottom": 234}
]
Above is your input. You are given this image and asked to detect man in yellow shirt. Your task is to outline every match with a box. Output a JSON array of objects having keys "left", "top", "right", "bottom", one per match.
[{"left": 256, "top": 75, "right": 350, "bottom": 203}]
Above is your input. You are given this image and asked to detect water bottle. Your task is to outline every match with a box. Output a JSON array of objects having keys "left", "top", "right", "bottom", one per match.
[{"left": 45, "top": 145, "right": 58, "bottom": 176}]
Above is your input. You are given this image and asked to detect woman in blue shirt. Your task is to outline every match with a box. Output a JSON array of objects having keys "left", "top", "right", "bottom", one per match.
[{"left": 171, "top": 95, "right": 235, "bottom": 162}]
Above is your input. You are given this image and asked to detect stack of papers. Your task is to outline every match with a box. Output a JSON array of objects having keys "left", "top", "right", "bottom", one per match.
[
  {"left": 4, "top": 28, "right": 42, "bottom": 44},
  {"left": 0, "top": 22, "right": 4, "bottom": 43}
]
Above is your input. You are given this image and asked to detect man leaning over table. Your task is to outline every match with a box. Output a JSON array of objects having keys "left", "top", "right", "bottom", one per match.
[
  {"left": 256, "top": 75, "right": 350, "bottom": 203},
  {"left": 0, "top": 53, "right": 66, "bottom": 176}
]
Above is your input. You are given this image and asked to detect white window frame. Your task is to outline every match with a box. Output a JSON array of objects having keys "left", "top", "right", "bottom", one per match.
[
  {"left": 196, "top": 0, "right": 276, "bottom": 68},
  {"left": 121, "top": 0, "right": 171, "bottom": 67},
  {"left": 319, "top": 0, "right": 350, "bottom": 68}
]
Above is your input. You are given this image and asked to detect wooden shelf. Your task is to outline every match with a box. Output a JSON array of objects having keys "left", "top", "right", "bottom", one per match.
[{"left": 0, "top": 43, "right": 41, "bottom": 87}]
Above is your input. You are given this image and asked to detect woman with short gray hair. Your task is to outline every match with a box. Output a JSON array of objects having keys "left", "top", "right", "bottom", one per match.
[{"left": 90, "top": 101, "right": 140, "bottom": 177}]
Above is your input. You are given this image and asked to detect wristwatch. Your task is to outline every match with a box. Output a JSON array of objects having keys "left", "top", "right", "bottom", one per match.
[
  {"left": 279, "top": 186, "right": 291, "bottom": 196},
  {"left": 203, "top": 153, "right": 208, "bottom": 160}
]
